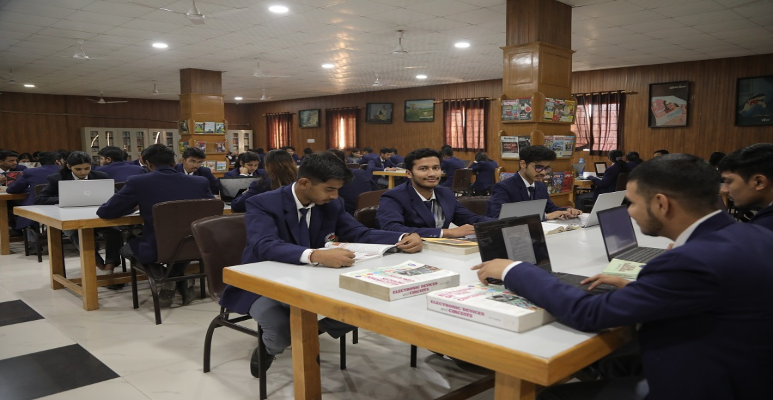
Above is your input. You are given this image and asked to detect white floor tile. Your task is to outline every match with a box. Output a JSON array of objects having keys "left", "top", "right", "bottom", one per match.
[
  {"left": 37, "top": 378, "right": 151, "bottom": 400},
  {"left": 0, "top": 319, "right": 76, "bottom": 360}
]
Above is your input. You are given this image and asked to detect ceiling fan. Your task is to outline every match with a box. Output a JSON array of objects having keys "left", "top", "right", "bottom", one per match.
[
  {"left": 235, "top": 89, "right": 274, "bottom": 102},
  {"left": 149, "top": 82, "right": 175, "bottom": 96},
  {"left": 253, "top": 62, "right": 289, "bottom": 78},
  {"left": 87, "top": 92, "right": 128, "bottom": 104},
  {"left": 390, "top": 30, "right": 440, "bottom": 56},
  {"left": 4, "top": 69, "right": 16, "bottom": 85},
  {"left": 357, "top": 73, "right": 397, "bottom": 88},
  {"left": 129, "top": 0, "right": 248, "bottom": 25},
  {"left": 59, "top": 40, "right": 105, "bottom": 60}
]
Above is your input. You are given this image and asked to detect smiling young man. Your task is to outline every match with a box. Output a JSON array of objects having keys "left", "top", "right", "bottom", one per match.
[
  {"left": 218, "top": 152, "right": 422, "bottom": 378},
  {"left": 174, "top": 147, "right": 219, "bottom": 195},
  {"left": 474, "top": 154, "right": 773, "bottom": 400},
  {"left": 718, "top": 143, "right": 773, "bottom": 231},
  {"left": 0, "top": 150, "right": 27, "bottom": 186},
  {"left": 486, "top": 145, "right": 582, "bottom": 219},
  {"left": 376, "top": 147, "right": 493, "bottom": 238}
]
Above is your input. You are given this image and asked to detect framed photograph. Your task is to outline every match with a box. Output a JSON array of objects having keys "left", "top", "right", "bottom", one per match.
[
  {"left": 366, "top": 103, "right": 393, "bottom": 124},
  {"left": 299, "top": 109, "right": 320, "bottom": 128},
  {"left": 648, "top": 81, "right": 689, "bottom": 127},
  {"left": 736, "top": 76, "right": 773, "bottom": 126},
  {"left": 404, "top": 99, "right": 435, "bottom": 122}
]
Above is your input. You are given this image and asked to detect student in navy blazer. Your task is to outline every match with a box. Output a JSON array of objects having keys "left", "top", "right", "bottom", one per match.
[
  {"left": 579, "top": 150, "right": 629, "bottom": 204},
  {"left": 230, "top": 149, "right": 296, "bottom": 213},
  {"left": 174, "top": 147, "right": 219, "bottom": 195},
  {"left": 95, "top": 146, "right": 145, "bottom": 182},
  {"left": 439, "top": 147, "right": 467, "bottom": 188},
  {"left": 0, "top": 150, "right": 27, "bottom": 185},
  {"left": 358, "top": 147, "right": 376, "bottom": 165},
  {"left": 624, "top": 151, "right": 643, "bottom": 171},
  {"left": 6, "top": 151, "right": 61, "bottom": 229},
  {"left": 366, "top": 147, "right": 396, "bottom": 172},
  {"left": 377, "top": 148, "right": 493, "bottom": 238},
  {"left": 475, "top": 155, "right": 773, "bottom": 400},
  {"left": 719, "top": 143, "right": 773, "bottom": 231},
  {"left": 469, "top": 151, "right": 498, "bottom": 195},
  {"left": 487, "top": 145, "right": 581, "bottom": 219},
  {"left": 224, "top": 151, "right": 267, "bottom": 178},
  {"left": 218, "top": 152, "right": 422, "bottom": 377},
  {"left": 389, "top": 148, "right": 404, "bottom": 166},
  {"left": 329, "top": 148, "right": 378, "bottom": 214}
]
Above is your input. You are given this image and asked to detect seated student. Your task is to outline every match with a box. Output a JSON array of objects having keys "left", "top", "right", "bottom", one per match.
[
  {"left": 347, "top": 148, "right": 362, "bottom": 164},
  {"left": 0, "top": 150, "right": 27, "bottom": 185},
  {"left": 36, "top": 151, "right": 122, "bottom": 274},
  {"left": 97, "top": 144, "right": 214, "bottom": 306},
  {"left": 487, "top": 145, "right": 582, "bottom": 219},
  {"left": 366, "top": 147, "right": 397, "bottom": 172},
  {"left": 708, "top": 151, "right": 726, "bottom": 168},
  {"left": 301, "top": 147, "right": 313, "bottom": 162},
  {"left": 576, "top": 149, "right": 629, "bottom": 205},
  {"left": 377, "top": 148, "right": 493, "bottom": 238},
  {"left": 252, "top": 148, "right": 266, "bottom": 169},
  {"left": 469, "top": 151, "right": 498, "bottom": 196},
  {"left": 474, "top": 154, "right": 773, "bottom": 400},
  {"left": 231, "top": 149, "right": 296, "bottom": 213},
  {"left": 7, "top": 151, "right": 62, "bottom": 232},
  {"left": 625, "top": 151, "right": 643, "bottom": 171},
  {"left": 224, "top": 151, "right": 266, "bottom": 178},
  {"left": 218, "top": 152, "right": 423, "bottom": 377},
  {"left": 282, "top": 146, "right": 302, "bottom": 165},
  {"left": 358, "top": 146, "right": 375, "bottom": 165},
  {"left": 175, "top": 147, "right": 219, "bottom": 195},
  {"left": 389, "top": 148, "right": 404, "bottom": 166},
  {"left": 718, "top": 143, "right": 773, "bottom": 231},
  {"left": 95, "top": 146, "right": 145, "bottom": 182},
  {"left": 653, "top": 149, "right": 669, "bottom": 157},
  {"left": 439, "top": 147, "right": 466, "bottom": 188},
  {"left": 328, "top": 148, "right": 378, "bottom": 215}
]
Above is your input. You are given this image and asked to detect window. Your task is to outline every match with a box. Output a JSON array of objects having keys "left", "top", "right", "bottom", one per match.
[
  {"left": 326, "top": 108, "right": 358, "bottom": 150},
  {"left": 266, "top": 113, "right": 292, "bottom": 149},
  {"left": 571, "top": 91, "right": 625, "bottom": 155},
  {"left": 443, "top": 98, "right": 489, "bottom": 152}
]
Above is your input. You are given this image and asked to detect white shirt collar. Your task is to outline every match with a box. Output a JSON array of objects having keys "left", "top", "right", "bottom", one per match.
[
  {"left": 72, "top": 174, "right": 87, "bottom": 180},
  {"left": 412, "top": 185, "right": 436, "bottom": 202},
  {"left": 672, "top": 210, "right": 722, "bottom": 249},
  {"left": 291, "top": 182, "right": 315, "bottom": 211},
  {"left": 518, "top": 171, "right": 534, "bottom": 188},
  {"left": 0, "top": 167, "right": 9, "bottom": 174}
]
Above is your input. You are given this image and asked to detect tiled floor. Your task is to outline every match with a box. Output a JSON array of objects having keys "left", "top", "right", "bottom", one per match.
[{"left": 0, "top": 241, "right": 495, "bottom": 399}]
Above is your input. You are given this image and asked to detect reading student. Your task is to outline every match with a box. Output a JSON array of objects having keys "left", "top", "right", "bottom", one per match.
[
  {"left": 473, "top": 154, "right": 773, "bottom": 400},
  {"left": 718, "top": 143, "right": 773, "bottom": 231},
  {"left": 218, "top": 152, "right": 422, "bottom": 378},
  {"left": 175, "top": 147, "right": 219, "bottom": 195}
]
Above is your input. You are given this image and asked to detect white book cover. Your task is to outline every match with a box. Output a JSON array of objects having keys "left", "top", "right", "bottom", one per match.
[
  {"left": 427, "top": 283, "right": 554, "bottom": 333},
  {"left": 339, "top": 260, "right": 460, "bottom": 301},
  {"left": 322, "top": 242, "right": 396, "bottom": 262}
]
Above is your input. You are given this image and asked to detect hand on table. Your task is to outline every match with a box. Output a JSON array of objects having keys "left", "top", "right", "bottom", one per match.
[
  {"left": 546, "top": 210, "right": 571, "bottom": 220},
  {"left": 580, "top": 274, "right": 631, "bottom": 290},
  {"left": 396, "top": 233, "right": 422, "bottom": 253},
  {"left": 443, "top": 224, "right": 476, "bottom": 238},
  {"left": 311, "top": 248, "right": 356, "bottom": 268},
  {"left": 471, "top": 259, "right": 514, "bottom": 285}
]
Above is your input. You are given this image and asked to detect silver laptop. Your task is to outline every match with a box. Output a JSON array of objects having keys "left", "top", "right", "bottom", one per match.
[
  {"left": 550, "top": 190, "right": 627, "bottom": 228},
  {"left": 499, "top": 199, "right": 547, "bottom": 220},
  {"left": 598, "top": 205, "right": 665, "bottom": 263},
  {"left": 57, "top": 179, "right": 115, "bottom": 208}
]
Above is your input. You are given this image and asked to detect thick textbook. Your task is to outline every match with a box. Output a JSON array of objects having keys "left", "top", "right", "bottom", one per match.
[
  {"left": 602, "top": 259, "right": 644, "bottom": 280},
  {"left": 423, "top": 238, "right": 479, "bottom": 255},
  {"left": 427, "top": 283, "right": 554, "bottom": 332},
  {"left": 339, "top": 260, "right": 460, "bottom": 301}
]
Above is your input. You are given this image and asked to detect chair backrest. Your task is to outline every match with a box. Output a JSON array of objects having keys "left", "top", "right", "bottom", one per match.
[
  {"left": 458, "top": 196, "right": 490, "bottom": 216},
  {"left": 152, "top": 198, "right": 224, "bottom": 264},
  {"left": 191, "top": 214, "right": 246, "bottom": 300},
  {"left": 451, "top": 169, "right": 473, "bottom": 192},
  {"left": 494, "top": 166, "right": 504, "bottom": 182},
  {"left": 359, "top": 164, "right": 368, "bottom": 170},
  {"left": 346, "top": 163, "right": 360, "bottom": 169},
  {"left": 114, "top": 182, "right": 125, "bottom": 192},
  {"left": 615, "top": 172, "right": 629, "bottom": 191},
  {"left": 34, "top": 183, "right": 46, "bottom": 196},
  {"left": 356, "top": 188, "right": 387, "bottom": 211},
  {"left": 354, "top": 205, "right": 379, "bottom": 229}
]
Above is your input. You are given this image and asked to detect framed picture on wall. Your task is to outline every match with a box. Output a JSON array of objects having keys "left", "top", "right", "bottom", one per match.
[
  {"left": 299, "top": 109, "right": 320, "bottom": 128},
  {"left": 736, "top": 76, "right": 773, "bottom": 126},
  {"left": 365, "top": 103, "right": 393, "bottom": 124},
  {"left": 648, "top": 81, "right": 689, "bottom": 128},
  {"left": 404, "top": 99, "right": 435, "bottom": 122}
]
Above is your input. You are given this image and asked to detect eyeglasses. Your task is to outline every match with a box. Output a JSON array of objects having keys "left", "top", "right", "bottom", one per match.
[{"left": 532, "top": 164, "right": 548, "bottom": 172}]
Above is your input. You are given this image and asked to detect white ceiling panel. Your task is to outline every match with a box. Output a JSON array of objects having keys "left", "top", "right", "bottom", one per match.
[
  {"left": 406, "top": 0, "right": 481, "bottom": 17},
  {"left": 1, "top": 2, "right": 79, "bottom": 19},
  {"left": 652, "top": 0, "right": 726, "bottom": 18},
  {"left": 327, "top": 0, "right": 400, "bottom": 16},
  {"left": 367, "top": 8, "right": 435, "bottom": 25}
]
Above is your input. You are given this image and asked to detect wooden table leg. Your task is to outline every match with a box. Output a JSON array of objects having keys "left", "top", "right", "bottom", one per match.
[
  {"left": 0, "top": 200, "right": 10, "bottom": 255},
  {"left": 290, "top": 306, "right": 321, "bottom": 400},
  {"left": 494, "top": 372, "right": 536, "bottom": 400},
  {"left": 47, "top": 227, "right": 65, "bottom": 290},
  {"left": 387, "top": 175, "right": 395, "bottom": 189},
  {"left": 78, "top": 228, "right": 99, "bottom": 311}
]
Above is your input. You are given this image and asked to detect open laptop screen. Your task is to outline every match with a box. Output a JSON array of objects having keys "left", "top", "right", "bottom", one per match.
[
  {"left": 594, "top": 162, "right": 607, "bottom": 175},
  {"left": 57, "top": 179, "right": 115, "bottom": 207},
  {"left": 219, "top": 177, "right": 261, "bottom": 202},
  {"left": 474, "top": 215, "right": 551, "bottom": 269},
  {"left": 597, "top": 205, "right": 638, "bottom": 260}
]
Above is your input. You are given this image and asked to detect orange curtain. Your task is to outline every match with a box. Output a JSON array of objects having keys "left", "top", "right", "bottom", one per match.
[
  {"left": 326, "top": 108, "right": 358, "bottom": 150},
  {"left": 572, "top": 91, "right": 625, "bottom": 155},
  {"left": 266, "top": 113, "right": 293, "bottom": 149},
  {"left": 443, "top": 98, "right": 489, "bottom": 152}
]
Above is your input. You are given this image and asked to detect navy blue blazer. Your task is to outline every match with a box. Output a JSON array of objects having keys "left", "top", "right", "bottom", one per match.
[
  {"left": 35, "top": 170, "right": 111, "bottom": 205},
  {"left": 219, "top": 185, "right": 404, "bottom": 314},
  {"left": 626, "top": 160, "right": 641, "bottom": 171},
  {"left": 358, "top": 153, "right": 377, "bottom": 165},
  {"left": 487, "top": 173, "right": 564, "bottom": 218},
  {"left": 750, "top": 203, "right": 773, "bottom": 231},
  {"left": 6, "top": 164, "right": 60, "bottom": 229},
  {"left": 440, "top": 156, "right": 466, "bottom": 188},
  {"left": 504, "top": 212, "right": 773, "bottom": 400},
  {"left": 96, "top": 166, "right": 214, "bottom": 264},
  {"left": 376, "top": 181, "right": 492, "bottom": 238},
  {"left": 389, "top": 154, "right": 404, "bottom": 166},
  {"left": 96, "top": 161, "right": 145, "bottom": 182},
  {"left": 470, "top": 160, "right": 498, "bottom": 193},
  {"left": 3, "top": 164, "right": 27, "bottom": 172},
  {"left": 223, "top": 168, "right": 266, "bottom": 178},
  {"left": 366, "top": 155, "right": 394, "bottom": 172},
  {"left": 589, "top": 161, "right": 626, "bottom": 200},
  {"left": 230, "top": 178, "right": 272, "bottom": 213},
  {"left": 338, "top": 169, "right": 378, "bottom": 215},
  {"left": 174, "top": 163, "right": 219, "bottom": 195}
]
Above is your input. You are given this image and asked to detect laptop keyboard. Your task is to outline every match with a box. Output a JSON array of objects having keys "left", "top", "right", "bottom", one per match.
[
  {"left": 552, "top": 272, "right": 616, "bottom": 295},
  {"left": 619, "top": 247, "right": 665, "bottom": 263}
]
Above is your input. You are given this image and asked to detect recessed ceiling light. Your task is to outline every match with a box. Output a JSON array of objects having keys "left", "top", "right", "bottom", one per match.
[
  {"left": 416, "top": 75, "right": 427, "bottom": 80},
  {"left": 321, "top": 63, "right": 335, "bottom": 69},
  {"left": 454, "top": 42, "right": 470, "bottom": 48},
  {"left": 268, "top": 5, "right": 289, "bottom": 13},
  {"left": 23, "top": 84, "right": 35, "bottom": 88},
  {"left": 234, "top": 96, "right": 243, "bottom": 101},
  {"left": 152, "top": 42, "right": 168, "bottom": 49}
]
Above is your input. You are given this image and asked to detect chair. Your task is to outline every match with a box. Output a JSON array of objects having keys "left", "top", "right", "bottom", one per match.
[
  {"left": 346, "top": 163, "right": 360, "bottom": 169},
  {"left": 191, "top": 214, "right": 356, "bottom": 399},
  {"left": 23, "top": 184, "right": 49, "bottom": 262},
  {"left": 493, "top": 166, "right": 504, "bottom": 182},
  {"left": 128, "top": 198, "right": 223, "bottom": 325},
  {"left": 355, "top": 189, "right": 387, "bottom": 211},
  {"left": 451, "top": 168, "right": 473, "bottom": 196},
  {"left": 353, "top": 206, "right": 379, "bottom": 228},
  {"left": 615, "top": 172, "right": 629, "bottom": 191},
  {"left": 458, "top": 196, "right": 490, "bottom": 216}
]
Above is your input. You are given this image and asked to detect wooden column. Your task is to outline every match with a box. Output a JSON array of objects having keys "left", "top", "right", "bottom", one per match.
[{"left": 179, "top": 69, "right": 228, "bottom": 176}]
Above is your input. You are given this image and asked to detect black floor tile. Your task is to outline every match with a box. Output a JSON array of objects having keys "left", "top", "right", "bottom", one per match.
[
  {"left": 0, "top": 300, "right": 43, "bottom": 327},
  {"left": 0, "top": 344, "right": 119, "bottom": 400}
]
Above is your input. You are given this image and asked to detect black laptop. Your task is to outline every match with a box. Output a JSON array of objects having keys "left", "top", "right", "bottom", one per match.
[
  {"left": 598, "top": 205, "right": 665, "bottom": 263},
  {"left": 594, "top": 162, "right": 607, "bottom": 177},
  {"left": 218, "top": 176, "right": 261, "bottom": 203}
]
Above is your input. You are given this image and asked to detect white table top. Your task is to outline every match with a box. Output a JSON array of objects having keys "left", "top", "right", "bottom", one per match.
[{"left": 14, "top": 204, "right": 232, "bottom": 222}]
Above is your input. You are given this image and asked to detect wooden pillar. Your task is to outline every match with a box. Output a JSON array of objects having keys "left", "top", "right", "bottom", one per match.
[{"left": 179, "top": 69, "right": 228, "bottom": 175}]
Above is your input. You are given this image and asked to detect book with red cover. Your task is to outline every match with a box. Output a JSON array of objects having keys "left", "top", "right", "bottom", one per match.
[{"left": 561, "top": 172, "right": 574, "bottom": 193}]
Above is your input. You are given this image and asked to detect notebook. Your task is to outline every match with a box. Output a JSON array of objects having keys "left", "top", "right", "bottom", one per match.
[
  {"left": 498, "top": 199, "right": 547, "bottom": 220},
  {"left": 57, "top": 179, "right": 115, "bottom": 208},
  {"left": 594, "top": 162, "right": 607, "bottom": 177},
  {"left": 474, "top": 215, "right": 615, "bottom": 295},
  {"left": 598, "top": 205, "right": 666, "bottom": 263},
  {"left": 549, "top": 190, "right": 627, "bottom": 228},
  {"left": 219, "top": 176, "right": 261, "bottom": 203}
]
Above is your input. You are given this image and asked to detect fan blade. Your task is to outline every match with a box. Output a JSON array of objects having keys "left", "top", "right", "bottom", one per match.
[
  {"left": 129, "top": 2, "right": 187, "bottom": 15},
  {"left": 187, "top": 15, "right": 206, "bottom": 24},
  {"left": 210, "top": 8, "right": 251, "bottom": 18},
  {"left": 103, "top": 101, "right": 129, "bottom": 104}
]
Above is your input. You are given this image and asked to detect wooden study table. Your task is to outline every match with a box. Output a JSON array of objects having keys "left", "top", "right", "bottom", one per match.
[
  {"left": 371, "top": 169, "right": 407, "bottom": 189},
  {"left": 0, "top": 191, "right": 30, "bottom": 255},
  {"left": 224, "top": 224, "right": 670, "bottom": 399}
]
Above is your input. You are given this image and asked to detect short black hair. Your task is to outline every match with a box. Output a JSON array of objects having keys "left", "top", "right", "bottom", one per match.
[
  {"left": 237, "top": 151, "right": 260, "bottom": 164},
  {"left": 404, "top": 148, "right": 441, "bottom": 171},
  {"left": 440, "top": 147, "right": 454, "bottom": 157},
  {"left": 654, "top": 149, "right": 670, "bottom": 155},
  {"left": 626, "top": 151, "right": 642, "bottom": 163},
  {"left": 55, "top": 149, "right": 71, "bottom": 161},
  {"left": 18, "top": 152, "right": 32, "bottom": 161},
  {"left": 298, "top": 152, "right": 353, "bottom": 184},
  {"left": 303, "top": 148, "right": 313, "bottom": 155},
  {"left": 363, "top": 147, "right": 373, "bottom": 153},
  {"left": 0, "top": 150, "right": 18, "bottom": 161},
  {"left": 142, "top": 144, "right": 176, "bottom": 167},
  {"left": 327, "top": 148, "right": 347, "bottom": 162},
  {"left": 629, "top": 154, "right": 720, "bottom": 212},
  {"left": 380, "top": 147, "right": 391, "bottom": 155},
  {"left": 255, "top": 147, "right": 265, "bottom": 154},
  {"left": 391, "top": 148, "right": 398, "bottom": 154},
  {"left": 440, "top": 145, "right": 452, "bottom": 151},
  {"left": 98, "top": 146, "right": 124, "bottom": 162},
  {"left": 708, "top": 152, "right": 726, "bottom": 167},
  {"left": 717, "top": 143, "right": 773, "bottom": 181},
  {"left": 182, "top": 147, "right": 206, "bottom": 159},
  {"left": 62, "top": 151, "right": 92, "bottom": 175},
  {"left": 475, "top": 151, "right": 491, "bottom": 162},
  {"left": 37, "top": 151, "right": 61, "bottom": 166},
  {"left": 519, "top": 145, "right": 556, "bottom": 164}
]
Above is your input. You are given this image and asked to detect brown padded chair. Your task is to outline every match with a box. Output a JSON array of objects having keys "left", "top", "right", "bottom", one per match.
[
  {"left": 355, "top": 188, "right": 387, "bottom": 211},
  {"left": 128, "top": 198, "right": 223, "bottom": 325},
  {"left": 451, "top": 168, "right": 473, "bottom": 196},
  {"left": 24, "top": 184, "right": 49, "bottom": 262},
  {"left": 493, "top": 166, "right": 504, "bottom": 182},
  {"left": 458, "top": 196, "right": 490, "bottom": 216},
  {"left": 353, "top": 205, "right": 379, "bottom": 228},
  {"left": 346, "top": 163, "right": 360, "bottom": 169},
  {"left": 615, "top": 172, "right": 629, "bottom": 191}
]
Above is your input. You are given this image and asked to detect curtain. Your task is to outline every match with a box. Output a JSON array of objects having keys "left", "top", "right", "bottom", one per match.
[
  {"left": 266, "top": 113, "right": 293, "bottom": 149},
  {"left": 572, "top": 91, "right": 626, "bottom": 155},
  {"left": 443, "top": 98, "right": 489, "bottom": 152},
  {"left": 326, "top": 108, "right": 358, "bottom": 150}
]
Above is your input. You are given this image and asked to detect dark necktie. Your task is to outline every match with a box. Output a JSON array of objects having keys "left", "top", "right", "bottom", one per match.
[
  {"left": 298, "top": 208, "right": 310, "bottom": 248},
  {"left": 528, "top": 186, "right": 535, "bottom": 200},
  {"left": 424, "top": 199, "right": 445, "bottom": 229}
]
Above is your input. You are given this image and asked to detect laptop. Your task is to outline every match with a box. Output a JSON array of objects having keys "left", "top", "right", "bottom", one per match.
[
  {"left": 598, "top": 205, "right": 666, "bottom": 263},
  {"left": 498, "top": 199, "right": 547, "bottom": 220},
  {"left": 594, "top": 162, "right": 607, "bottom": 177},
  {"left": 572, "top": 163, "right": 585, "bottom": 177},
  {"left": 550, "top": 190, "right": 627, "bottom": 228},
  {"left": 57, "top": 179, "right": 115, "bottom": 208},
  {"left": 219, "top": 176, "right": 261, "bottom": 203},
  {"left": 474, "top": 215, "right": 615, "bottom": 294}
]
